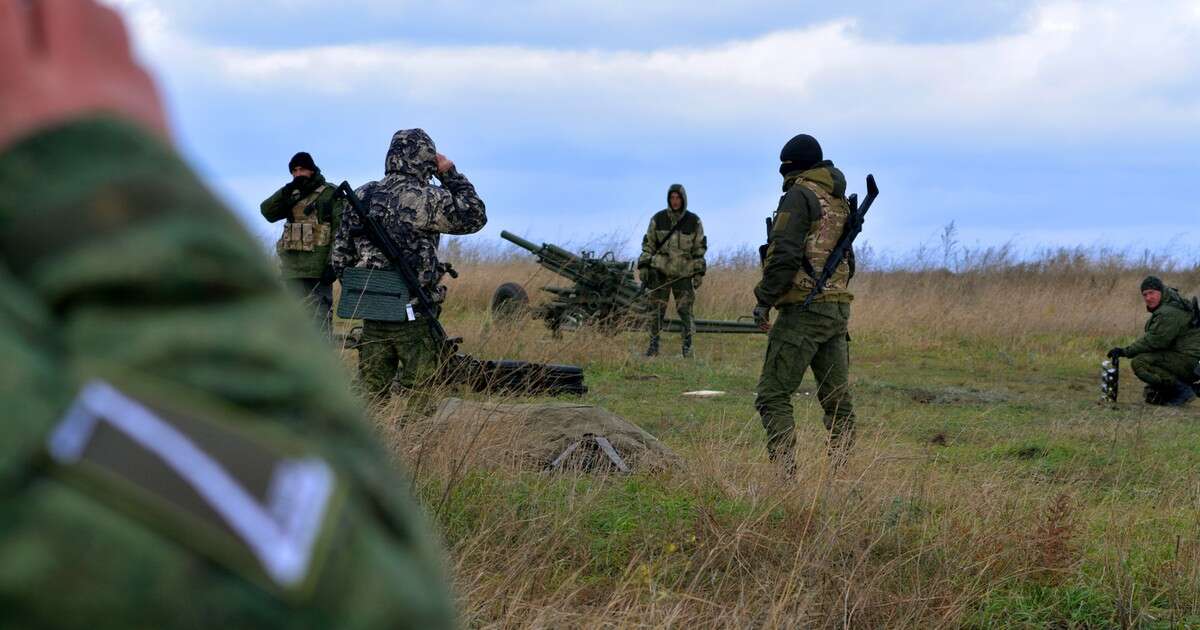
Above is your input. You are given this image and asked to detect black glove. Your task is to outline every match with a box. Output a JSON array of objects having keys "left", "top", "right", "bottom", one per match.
[
  {"left": 280, "top": 181, "right": 297, "bottom": 198},
  {"left": 753, "top": 304, "right": 771, "bottom": 331},
  {"left": 1106, "top": 347, "right": 1125, "bottom": 360}
]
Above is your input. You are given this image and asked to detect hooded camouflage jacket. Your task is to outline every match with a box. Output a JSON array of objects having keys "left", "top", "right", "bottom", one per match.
[
  {"left": 755, "top": 161, "right": 853, "bottom": 307},
  {"left": 638, "top": 184, "right": 707, "bottom": 280},
  {"left": 1124, "top": 288, "right": 1200, "bottom": 358},
  {"left": 260, "top": 172, "right": 344, "bottom": 279},
  {"left": 331, "top": 129, "right": 486, "bottom": 302}
]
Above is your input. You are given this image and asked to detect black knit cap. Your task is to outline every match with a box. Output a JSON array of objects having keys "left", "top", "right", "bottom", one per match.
[
  {"left": 779, "top": 134, "right": 822, "bottom": 176},
  {"left": 1140, "top": 275, "right": 1165, "bottom": 293},
  {"left": 288, "top": 151, "right": 319, "bottom": 173}
]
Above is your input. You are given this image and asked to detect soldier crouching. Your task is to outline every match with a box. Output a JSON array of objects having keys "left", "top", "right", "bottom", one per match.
[{"left": 1107, "top": 275, "right": 1200, "bottom": 406}]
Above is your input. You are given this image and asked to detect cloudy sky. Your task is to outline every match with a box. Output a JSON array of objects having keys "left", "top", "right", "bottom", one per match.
[{"left": 105, "top": 0, "right": 1199, "bottom": 262}]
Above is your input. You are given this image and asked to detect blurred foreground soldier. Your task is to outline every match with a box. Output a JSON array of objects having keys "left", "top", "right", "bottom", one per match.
[
  {"left": 0, "top": 1, "right": 454, "bottom": 627},
  {"left": 260, "top": 151, "right": 344, "bottom": 336},
  {"left": 1106, "top": 276, "right": 1200, "bottom": 406},
  {"left": 753, "top": 134, "right": 856, "bottom": 472},
  {"left": 637, "top": 184, "right": 707, "bottom": 357},
  {"left": 331, "top": 129, "right": 486, "bottom": 402}
]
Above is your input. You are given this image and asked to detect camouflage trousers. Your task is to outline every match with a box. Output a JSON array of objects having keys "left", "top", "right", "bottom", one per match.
[
  {"left": 647, "top": 275, "right": 695, "bottom": 341},
  {"left": 357, "top": 319, "right": 443, "bottom": 408},
  {"left": 290, "top": 277, "right": 334, "bottom": 338},
  {"left": 1131, "top": 351, "right": 1200, "bottom": 389},
  {"left": 754, "top": 302, "right": 855, "bottom": 464}
]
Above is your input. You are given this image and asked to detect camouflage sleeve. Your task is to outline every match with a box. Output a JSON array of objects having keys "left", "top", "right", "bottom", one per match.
[
  {"left": 754, "top": 187, "right": 816, "bottom": 306},
  {"left": 0, "top": 118, "right": 456, "bottom": 626},
  {"left": 260, "top": 184, "right": 294, "bottom": 222},
  {"left": 1125, "top": 308, "right": 1192, "bottom": 356},
  {"left": 330, "top": 189, "right": 362, "bottom": 277},
  {"left": 638, "top": 217, "right": 656, "bottom": 268},
  {"left": 425, "top": 166, "right": 487, "bottom": 235},
  {"left": 692, "top": 215, "right": 708, "bottom": 275}
]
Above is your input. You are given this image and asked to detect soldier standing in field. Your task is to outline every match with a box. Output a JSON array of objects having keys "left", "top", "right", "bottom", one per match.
[
  {"left": 0, "top": 1, "right": 454, "bottom": 626},
  {"left": 638, "top": 184, "right": 707, "bottom": 357},
  {"left": 1107, "top": 276, "right": 1200, "bottom": 406},
  {"left": 260, "top": 151, "right": 344, "bottom": 336},
  {"left": 331, "top": 129, "right": 487, "bottom": 404},
  {"left": 752, "top": 134, "right": 857, "bottom": 472}
]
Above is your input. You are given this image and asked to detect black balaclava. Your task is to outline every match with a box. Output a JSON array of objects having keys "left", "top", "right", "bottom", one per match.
[{"left": 779, "top": 134, "right": 822, "bottom": 176}]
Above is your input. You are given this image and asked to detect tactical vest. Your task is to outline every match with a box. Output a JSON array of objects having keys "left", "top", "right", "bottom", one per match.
[
  {"left": 278, "top": 185, "right": 331, "bottom": 253},
  {"left": 789, "top": 178, "right": 852, "bottom": 301}
]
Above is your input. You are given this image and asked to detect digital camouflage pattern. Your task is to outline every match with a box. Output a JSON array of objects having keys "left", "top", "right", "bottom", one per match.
[
  {"left": 1124, "top": 287, "right": 1200, "bottom": 389},
  {"left": 755, "top": 162, "right": 853, "bottom": 307},
  {"left": 260, "top": 172, "right": 345, "bottom": 280},
  {"left": 755, "top": 302, "right": 855, "bottom": 464},
  {"left": 331, "top": 128, "right": 486, "bottom": 303},
  {"left": 0, "top": 118, "right": 455, "bottom": 628}
]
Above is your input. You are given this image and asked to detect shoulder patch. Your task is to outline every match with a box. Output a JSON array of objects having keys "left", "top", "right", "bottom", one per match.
[{"left": 47, "top": 380, "right": 342, "bottom": 595}]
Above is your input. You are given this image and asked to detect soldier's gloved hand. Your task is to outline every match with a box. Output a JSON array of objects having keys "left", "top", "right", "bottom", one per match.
[
  {"left": 1106, "top": 347, "right": 1125, "bottom": 360},
  {"left": 692, "top": 275, "right": 704, "bottom": 289},
  {"left": 753, "top": 304, "right": 772, "bottom": 332},
  {"left": 0, "top": 0, "right": 169, "bottom": 152}
]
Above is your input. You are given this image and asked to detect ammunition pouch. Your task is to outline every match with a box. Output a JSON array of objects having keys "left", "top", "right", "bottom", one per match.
[
  {"left": 279, "top": 222, "right": 331, "bottom": 253},
  {"left": 337, "top": 268, "right": 413, "bottom": 322}
]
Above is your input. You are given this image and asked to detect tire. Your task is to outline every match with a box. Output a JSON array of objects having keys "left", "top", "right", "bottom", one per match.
[{"left": 491, "top": 282, "right": 530, "bottom": 321}]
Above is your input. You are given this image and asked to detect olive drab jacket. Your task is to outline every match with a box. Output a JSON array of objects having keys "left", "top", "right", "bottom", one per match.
[
  {"left": 260, "top": 172, "right": 344, "bottom": 280},
  {"left": 755, "top": 162, "right": 854, "bottom": 307},
  {"left": 1124, "top": 288, "right": 1200, "bottom": 358},
  {"left": 639, "top": 183, "right": 707, "bottom": 281},
  {"left": 0, "top": 118, "right": 455, "bottom": 629}
]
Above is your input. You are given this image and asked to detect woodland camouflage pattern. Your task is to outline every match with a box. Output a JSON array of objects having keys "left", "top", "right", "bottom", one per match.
[
  {"left": 0, "top": 118, "right": 455, "bottom": 628},
  {"left": 331, "top": 128, "right": 486, "bottom": 302}
]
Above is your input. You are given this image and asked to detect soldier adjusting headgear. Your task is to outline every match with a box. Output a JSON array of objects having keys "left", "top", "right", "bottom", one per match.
[
  {"left": 288, "top": 151, "right": 319, "bottom": 174},
  {"left": 779, "top": 134, "right": 823, "bottom": 176},
  {"left": 1140, "top": 276, "right": 1165, "bottom": 293}
]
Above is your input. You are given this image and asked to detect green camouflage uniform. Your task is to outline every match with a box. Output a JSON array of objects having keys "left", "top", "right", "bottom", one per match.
[
  {"left": 331, "top": 129, "right": 486, "bottom": 401},
  {"left": 260, "top": 173, "right": 344, "bottom": 335},
  {"left": 638, "top": 184, "right": 706, "bottom": 354},
  {"left": 0, "top": 118, "right": 455, "bottom": 628},
  {"left": 1122, "top": 288, "right": 1200, "bottom": 392},
  {"left": 754, "top": 162, "right": 855, "bottom": 464}
]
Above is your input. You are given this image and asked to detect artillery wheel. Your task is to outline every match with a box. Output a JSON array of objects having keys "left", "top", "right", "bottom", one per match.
[{"left": 491, "top": 282, "right": 530, "bottom": 321}]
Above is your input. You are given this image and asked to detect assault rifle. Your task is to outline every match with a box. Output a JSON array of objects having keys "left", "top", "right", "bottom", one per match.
[
  {"left": 798, "top": 174, "right": 879, "bottom": 311},
  {"left": 333, "top": 182, "right": 587, "bottom": 396}
]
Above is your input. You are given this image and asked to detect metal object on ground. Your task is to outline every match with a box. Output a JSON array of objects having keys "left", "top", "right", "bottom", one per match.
[
  {"left": 546, "top": 434, "right": 630, "bottom": 473},
  {"left": 1100, "top": 357, "right": 1120, "bottom": 404},
  {"left": 496, "top": 230, "right": 760, "bottom": 335}
]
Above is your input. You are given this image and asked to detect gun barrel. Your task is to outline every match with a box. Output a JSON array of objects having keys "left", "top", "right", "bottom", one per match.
[{"left": 500, "top": 230, "right": 541, "bottom": 254}]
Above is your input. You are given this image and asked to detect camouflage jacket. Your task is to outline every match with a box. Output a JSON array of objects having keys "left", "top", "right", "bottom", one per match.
[
  {"left": 0, "top": 118, "right": 455, "bottom": 628},
  {"left": 638, "top": 184, "right": 706, "bottom": 280},
  {"left": 260, "top": 172, "right": 345, "bottom": 279},
  {"left": 755, "top": 162, "right": 854, "bottom": 307},
  {"left": 1125, "top": 288, "right": 1200, "bottom": 358},
  {"left": 331, "top": 129, "right": 486, "bottom": 303}
]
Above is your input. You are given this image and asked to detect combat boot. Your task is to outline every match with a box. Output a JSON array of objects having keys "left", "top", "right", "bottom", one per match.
[
  {"left": 645, "top": 336, "right": 660, "bottom": 357},
  {"left": 681, "top": 335, "right": 693, "bottom": 358},
  {"left": 1164, "top": 381, "right": 1197, "bottom": 407},
  {"left": 1144, "top": 385, "right": 1170, "bottom": 405}
]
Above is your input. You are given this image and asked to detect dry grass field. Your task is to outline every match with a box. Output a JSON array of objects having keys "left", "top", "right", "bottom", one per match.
[{"left": 345, "top": 244, "right": 1200, "bottom": 629}]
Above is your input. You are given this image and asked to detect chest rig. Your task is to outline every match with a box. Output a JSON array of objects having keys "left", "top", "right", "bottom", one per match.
[{"left": 278, "top": 185, "right": 331, "bottom": 252}]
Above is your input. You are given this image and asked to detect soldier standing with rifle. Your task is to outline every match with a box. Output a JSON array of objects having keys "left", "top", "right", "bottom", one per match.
[
  {"left": 752, "top": 134, "right": 876, "bottom": 472},
  {"left": 331, "top": 129, "right": 486, "bottom": 404},
  {"left": 638, "top": 184, "right": 707, "bottom": 357},
  {"left": 260, "top": 151, "right": 345, "bottom": 336}
]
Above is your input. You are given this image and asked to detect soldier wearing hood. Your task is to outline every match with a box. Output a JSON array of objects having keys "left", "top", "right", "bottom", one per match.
[
  {"left": 260, "top": 151, "right": 345, "bottom": 336},
  {"left": 331, "top": 129, "right": 486, "bottom": 403},
  {"left": 1107, "top": 276, "right": 1200, "bottom": 406},
  {"left": 637, "top": 183, "right": 707, "bottom": 357},
  {"left": 752, "top": 134, "right": 856, "bottom": 472}
]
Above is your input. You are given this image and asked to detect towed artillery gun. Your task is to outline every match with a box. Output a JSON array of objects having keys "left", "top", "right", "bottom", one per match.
[{"left": 492, "top": 230, "right": 760, "bottom": 335}]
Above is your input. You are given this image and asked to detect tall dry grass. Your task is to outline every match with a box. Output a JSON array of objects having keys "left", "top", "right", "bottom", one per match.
[{"left": 355, "top": 241, "right": 1200, "bottom": 628}]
